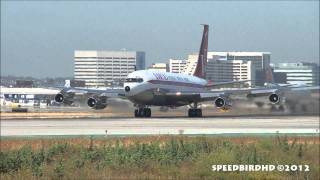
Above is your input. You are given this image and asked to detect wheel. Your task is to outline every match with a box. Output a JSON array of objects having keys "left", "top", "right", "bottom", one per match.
[
  {"left": 270, "top": 105, "right": 277, "bottom": 112},
  {"left": 134, "top": 109, "right": 139, "bottom": 117},
  {"left": 188, "top": 109, "right": 197, "bottom": 117},
  {"left": 188, "top": 109, "right": 192, "bottom": 117},
  {"left": 278, "top": 105, "right": 285, "bottom": 112},
  {"left": 135, "top": 108, "right": 151, "bottom": 118},
  {"left": 138, "top": 108, "right": 145, "bottom": 117},
  {"left": 145, "top": 108, "right": 151, "bottom": 117},
  {"left": 196, "top": 109, "right": 202, "bottom": 117}
]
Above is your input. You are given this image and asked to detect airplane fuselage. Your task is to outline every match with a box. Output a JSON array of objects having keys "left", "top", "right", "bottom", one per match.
[{"left": 123, "top": 70, "right": 208, "bottom": 106}]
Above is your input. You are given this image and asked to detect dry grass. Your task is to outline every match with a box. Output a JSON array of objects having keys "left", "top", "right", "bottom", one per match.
[
  {"left": 1, "top": 136, "right": 319, "bottom": 151},
  {"left": 1, "top": 135, "right": 319, "bottom": 179}
]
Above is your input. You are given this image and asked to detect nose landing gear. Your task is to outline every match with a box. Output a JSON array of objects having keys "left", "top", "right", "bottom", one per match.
[
  {"left": 134, "top": 107, "right": 151, "bottom": 117},
  {"left": 188, "top": 102, "right": 202, "bottom": 117},
  {"left": 188, "top": 108, "right": 202, "bottom": 117}
]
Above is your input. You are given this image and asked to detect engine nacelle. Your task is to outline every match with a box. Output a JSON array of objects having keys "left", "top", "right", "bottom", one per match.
[
  {"left": 87, "top": 96, "right": 108, "bottom": 110},
  {"left": 54, "top": 92, "right": 74, "bottom": 105},
  {"left": 269, "top": 93, "right": 281, "bottom": 104},
  {"left": 214, "top": 97, "right": 232, "bottom": 109},
  {"left": 54, "top": 93, "right": 64, "bottom": 103}
]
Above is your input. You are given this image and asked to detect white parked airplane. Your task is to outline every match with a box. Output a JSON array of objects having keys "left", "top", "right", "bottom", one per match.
[{"left": 54, "top": 25, "right": 319, "bottom": 117}]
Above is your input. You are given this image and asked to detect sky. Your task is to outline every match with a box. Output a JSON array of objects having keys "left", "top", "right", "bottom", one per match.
[{"left": 1, "top": 1, "right": 319, "bottom": 78}]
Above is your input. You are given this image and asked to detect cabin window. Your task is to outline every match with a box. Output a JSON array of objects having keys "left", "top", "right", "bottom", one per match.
[{"left": 125, "top": 78, "right": 143, "bottom": 83}]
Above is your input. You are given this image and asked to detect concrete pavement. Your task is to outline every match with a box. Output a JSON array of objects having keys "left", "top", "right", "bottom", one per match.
[{"left": 1, "top": 116, "right": 319, "bottom": 136}]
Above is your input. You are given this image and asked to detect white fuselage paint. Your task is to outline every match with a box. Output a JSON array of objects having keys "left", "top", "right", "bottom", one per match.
[{"left": 123, "top": 70, "right": 208, "bottom": 106}]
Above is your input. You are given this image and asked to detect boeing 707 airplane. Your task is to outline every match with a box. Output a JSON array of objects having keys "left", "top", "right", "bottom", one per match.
[{"left": 54, "top": 25, "right": 319, "bottom": 117}]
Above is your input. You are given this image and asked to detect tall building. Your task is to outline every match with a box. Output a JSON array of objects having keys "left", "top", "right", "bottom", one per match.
[
  {"left": 183, "top": 54, "right": 199, "bottom": 75},
  {"left": 206, "top": 59, "right": 255, "bottom": 86},
  {"left": 169, "top": 59, "right": 187, "bottom": 73},
  {"left": 273, "top": 62, "right": 319, "bottom": 86},
  {"left": 183, "top": 52, "right": 271, "bottom": 76},
  {"left": 74, "top": 50, "right": 145, "bottom": 87},
  {"left": 148, "top": 63, "right": 168, "bottom": 72}
]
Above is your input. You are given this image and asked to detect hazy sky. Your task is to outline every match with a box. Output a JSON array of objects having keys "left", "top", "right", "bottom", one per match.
[{"left": 1, "top": 1, "right": 319, "bottom": 78}]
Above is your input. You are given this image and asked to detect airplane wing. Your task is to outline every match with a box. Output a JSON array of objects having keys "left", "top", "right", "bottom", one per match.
[
  {"left": 204, "top": 80, "right": 251, "bottom": 89},
  {"left": 54, "top": 87, "right": 126, "bottom": 109},
  {"left": 59, "top": 87, "right": 125, "bottom": 97},
  {"left": 165, "top": 85, "right": 319, "bottom": 105}
]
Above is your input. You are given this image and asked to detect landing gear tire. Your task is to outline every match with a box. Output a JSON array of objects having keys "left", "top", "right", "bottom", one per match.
[
  {"left": 134, "top": 109, "right": 139, "bottom": 117},
  {"left": 188, "top": 109, "right": 202, "bottom": 117},
  {"left": 278, "top": 105, "right": 285, "bottom": 112},
  {"left": 144, "top": 108, "right": 151, "bottom": 117},
  {"left": 197, "top": 109, "right": 202, "bottom": 117},
  {"left": 135, "top": 108, "right": 151, "bottom": 118}
]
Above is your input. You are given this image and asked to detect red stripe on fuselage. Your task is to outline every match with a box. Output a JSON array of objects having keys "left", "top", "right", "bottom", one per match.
[{"left": 147, "top": 80, "right": 204, "bottom": 88}]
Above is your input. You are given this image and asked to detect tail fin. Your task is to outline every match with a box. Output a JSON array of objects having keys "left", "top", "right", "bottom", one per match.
[{"left": 193, "top": 24, "right": 209, "bottom": 79}]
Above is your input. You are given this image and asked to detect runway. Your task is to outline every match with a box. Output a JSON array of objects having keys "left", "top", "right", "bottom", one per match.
[{"left": 1, "top": 116, "right": 319, "bottom": 136}]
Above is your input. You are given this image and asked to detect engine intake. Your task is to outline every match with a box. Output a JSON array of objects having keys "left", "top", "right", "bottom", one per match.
[
  {"left": 269, "top": 93, "right": 280, "bottom": 104},
  {"left": 87, "top": 96, "right": 108, "bottom": 110},
  {"left": 55, "top": 93, "right": 64, "bottom": 103},
  {"left": 54, "top": 92, "right": 74, "bottom": 105},
  {"left": 215, "top": 97, "right": 232, "bottom": 108}
]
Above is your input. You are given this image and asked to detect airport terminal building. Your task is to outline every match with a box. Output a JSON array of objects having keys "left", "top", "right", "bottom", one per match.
[
  {"left": 273, "top": 62, "right": 319, "bottom": 86},
  {"left": 74, "top": 50, "right": 145, "bottom": 87}
]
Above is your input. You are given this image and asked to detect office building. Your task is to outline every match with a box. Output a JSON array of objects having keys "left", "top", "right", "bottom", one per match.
[
  {"left": 183, "top": 54, "right": 199, "bottom": 75},
  {"left": 273, "top": 62, "right": 319, "bottom": 86},
  {"left": 147, "top": 63, "right": 168, "bottom": 72},
  {"left": 169, "top": 59, "right": 187, "bottom": 73},
  {"left": 183, "top": 52, "right": 271, "bottom": 77},
  {"left": 206, "top": 59, "right": 255, "bottom": 86},
  {"left": 74, "top": 50, "right": 145, "bottom": 87}
]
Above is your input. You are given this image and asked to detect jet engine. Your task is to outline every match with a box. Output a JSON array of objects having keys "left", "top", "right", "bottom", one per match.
[
  {"left": 269, "top": 93, "right": 281, "bottom": 104},
  {"left": 54, "top": 93, "right": 64, "bottom": 103},
  {"left": 214, "top": 97, "right": 232, "bottom": 109},
  {"left": 87, "top": 96, "right": 108, "bottom": 110},
  {"left": 54, "top": 92, "right": 74, "bottom": 105}
]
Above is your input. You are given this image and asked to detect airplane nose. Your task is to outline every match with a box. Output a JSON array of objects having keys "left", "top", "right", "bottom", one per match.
[{"left": 124, "top": 86, "right": 130, "bottom": 92}]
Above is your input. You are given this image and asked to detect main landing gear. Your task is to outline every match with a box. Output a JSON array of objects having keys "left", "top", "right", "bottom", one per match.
[
  {"left": 188, "top": 102, "right": 202, "bottom": 117},
  {"left": 134, "top": 107, "right": 151, "bottom": 117}
]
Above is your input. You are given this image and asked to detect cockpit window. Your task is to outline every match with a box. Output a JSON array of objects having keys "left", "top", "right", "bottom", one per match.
[{"left": 125, "top": 78, "right": 143, "bottom": 83}]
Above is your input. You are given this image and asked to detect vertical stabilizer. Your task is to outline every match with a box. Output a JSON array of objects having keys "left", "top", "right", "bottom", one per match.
[{"left": 193, "top": 24, "right": 209, "bottom": 79}]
